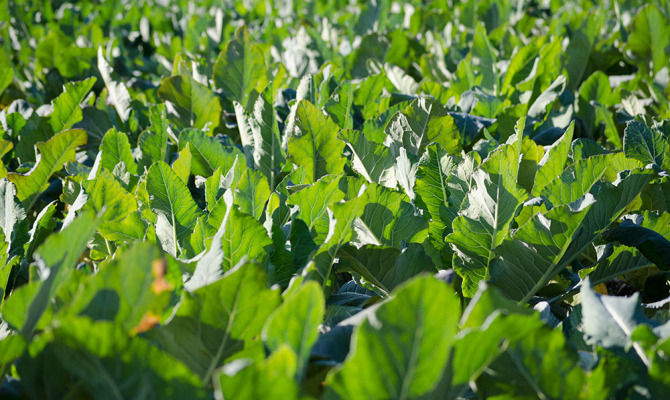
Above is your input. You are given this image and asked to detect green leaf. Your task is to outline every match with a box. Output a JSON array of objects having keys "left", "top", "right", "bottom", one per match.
[
  {"left": 189, "top": 199, "right": 272, "bottom": 288},
  {"left": 0, "top": 325, "right": 25, "bottom": 373},
  {"left": 83, "top": 169, "right": 137, "bottom": 225},
  {"left": 623, "top": 119, "right": 668, "bottom": 169},
  {"left": 564, "top": 28, "right": 593, "bottom": 91},
  {"left": 263, "top": 281, "right": 324, "bottom": 380},
  {"left": 437, "top": 313, "right": 535, "bottom": 399},
  {"left": 234, "top": 86, "right": 285, "bottom": 190},
  {"left": 158, "top": 74, "right": 222, "bottom": 131},
  {"left": 501, "top": 41, "right": 540, "bottom": 96},
  {"left": 415, "top": 144, "right": 458, "bottom": 251},
  {"left": 234, "top": 168, "right": 270, "bottom": 220},
  {"left": 0, "top": 179, "right": 27, "bottom": 253},
  {"left": 490, "top": 199, "right": 595, "bottom": 303},
  {"left": 477, "top": 321, "right": 586, "bottom": 399},
  {"left": 518, "top": 136, "right": 545, "bottom": 194},
  {"left": 585, "top": 211, "right": 670, "bottom": 285},
  {"left": 446, "top": 138, "right": 528, "bottom": 297},
  {"left": 440, "top": 283, "right": 543, "bottom": 399},
  {"left": 216, "top": 345, "right": 298, "bottom": 400},
  {"left": 1, "top": 212, "right": 97, "bottom": 338},
  {"left": 595, "top": 104, "right": 622, "bottom": 150},
  {"left": 219, "top": 207, "right": 272, "bottom": 271},
  {"left": 138, "top": 104, "right": 170, "bottom": 169},
  {"left": 205, "top": 167, "right": 224, "bottom": 211},
  {"left": 302, "top": 196, "right": 367, "bottom": 286},
  {"left": 580, "top": 278, "right": 652, "bottom": 367},
  {"left": 353, "top": 182, "right": 428, "bottom": 249},
  {"left": 394, "top": 147, "right": 418, "bottom": 201},
  {"left": 97, "top": 211, "right": 146, "bottom": 242},
  {"left": 0, "top": 67, "right": 13, "bottom": 97},
  {"left": 337, "top": 243, "right": 434, "bottom": 294},
  {"left": 471, "top": 22, "right": 497, "bottom": 94},
  {"left": 213, "top": 26, "right": 268, "bottom": 108},
  {"left": 149, "top": 263, "right": 280, "bottom": 383},
  {"left": 97, "top": 47, "right": 131, "bottom": 122},
  {"left": 61, "top": 242, "right": 170, "bottom": 332},
  {"left": 339, "top": 129, "right": 397, "bottom": 188},
  {"left": 146, "top": 161, "right": 203, "bottom": 255},
  {"left": 31, "top": 317, "right": 206, "bottom": 399},
  {"left": 527, "top": 75, "right": 566, "bottom": 119},
  {"left": 179, "top": 128, "right": 240, "bottom": 177},
  {"left": 564, "top": 170, "right": 654, "bottom": 271},
  {"left": 23, "top": 201, "right": 58, "bottom": 259},
  {"left": 7, "top": 129, "right": 87, "bottom": 211},
  {"left": 50, "top": 77, "right": 96, "bottom": 133},
  {"left": 385, "top": 97, "right": 460, "bottom": 157},
  {"left": 577, "top": 71, "right": 621, "bottom": 148},
  {"left": 173, "top": 143, "right": 192, "bottom": 183},
  {"left": 491, "top": 170, "right": 654, "bottom": 303},
  {"left": 288, "top": 100, "right": 346, "bottom": 184},
  {"left": 287, "top": 175, "right": 344, "bottom": 245},
  {"left": 354, "top": 73, "right": 388, "bottom": 120},
  {"left": 327, "top": 275, "right": 460, "bottom": 399},
  {"left": 100, "top": 128, "right": 138, "bottom": 175},
  {"left": 540, "top": 153, "right": 611, "bottom": 207},
  {"left": 626, "top": 4, "right": 670, "bottom": 74},
  {"left": 601, "top": 219, "right": 670, "bottom": 271}
]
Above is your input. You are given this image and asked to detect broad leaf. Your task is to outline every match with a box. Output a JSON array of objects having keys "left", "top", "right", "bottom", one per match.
[
  {"left": 0, "top": 179, "right": 27, "bottom": 253},
  {"left": 339, "top": 129, "right": 397, "bottom": 188},
  {"left": 216, "top": 345, "right": 298, "bottom": 400},
  {"left": 288, "top": 100, "right": 346, "bottom": 184},
  {"left": 446, "top": 137, "right": 527, "bottom": 296},
  {"left": 626, "top": 4, "right": 670, "bottom": 74},
  {"left": 100, "top": 128, "right": 138, "bottom": 175},
  {"left": 263, "top": 281, "right": 324, "bottom": 380},
  {"left": 7, "top": 129, "right": 87, "bottom": 211},
  {"left": 26, "top": 317, "right": 206, "bottom": 399},
  {"left": 179, "top": 129, "right": 240, "bottom": 177},
  {"left": 327, "top": 275, "right": 460, "bottom": 399},
  {"left": 50, "top": 77, "right": 96, "bottom": 133},
  {"left": 158, "top": 74, "right": 221, "bottom": 131},
  {"left": 213, "top": 26, "right": 268, "bottom": 108},
  {"left": 353, "top": 182, "right": 428, "bottom": 249},
  {"left": 287, "top": 175, "right": 344, "bottom": 245},
  {"left": 602, "top": 219, "right": 670, "bottom": 270},
  {"left": 149, "top": 263, "right": 280, "bottom": 383},
  {"left": 337, "top": 243, "right": 434, "bottom": 294},
  {"left": 234, "top": 168, "right": 271, "bottom": 220},
  {"left": 97, "top": 47, "right": 131, "bottom": 122},
  {"left": 415, "top": 144, "right": 458, "bottom": 251},
  {"left": 623, "top": 119, "right": 668, "bottom": 170},
  {"left": 138, "top": 104, "right": 170, "bottom": 169},
  {"left": 1, "top": 212, "right": 97, "bottom": 338},
  {"left": 490, "top": 198, "right": 595, "bottom": 303},
  {"left": 585, "top": 211, "right": 670, "bottom": 284},
  {"left": 477, "top": 321, "right": 586, "bottom": 399},
  {"left": 301, "top": 195, "right": 368, "bottom": 286},
  {"left": 540, "top": 152, "right": 611, "bottom": 207},
  {"left": 83, "top": 169, "right": 137, "bottom": 235},
  {"left": 491, "top": 170, "right": 654, "bottom": 302},
  {"left": 219, "top": 207, "right": 272, "bottom": 272},
  {"left": 234, "top": 86, "right": 285, "bottom": 190},
  {"left": 532, "top": 122, "right": 574, "bottom": 195},
  {"left": 385, "top": 97, "right": 460, "bottom": 156},
  {"left": 146, "top": 162, "right": 203, "bottom": 255},
  {"left": 581, "top": 278, "right": 651, "bottom": 351}
]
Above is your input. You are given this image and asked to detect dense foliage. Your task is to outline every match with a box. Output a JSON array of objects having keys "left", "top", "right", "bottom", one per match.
[{"left": 1, "top": 0, "right": 670, "bottom": 398}]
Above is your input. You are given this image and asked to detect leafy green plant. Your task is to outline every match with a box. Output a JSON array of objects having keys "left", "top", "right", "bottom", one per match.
[{"left": 1, "top": 0, "right": 670, "bottom": 398}]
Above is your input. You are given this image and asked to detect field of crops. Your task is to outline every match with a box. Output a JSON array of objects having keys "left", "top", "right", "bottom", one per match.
[{"left": 1, "top": 0, "right": 670, "bottom": 398}]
